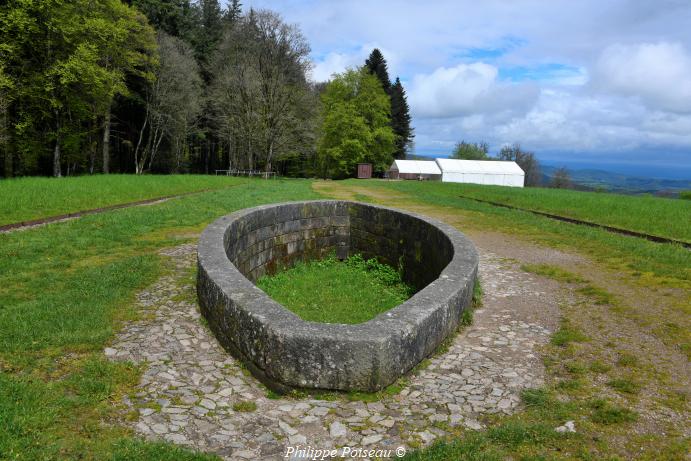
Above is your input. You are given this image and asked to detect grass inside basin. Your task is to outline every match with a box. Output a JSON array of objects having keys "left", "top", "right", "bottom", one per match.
[{"left": 256, "top": 253, "right": 414, "bottom": 324}]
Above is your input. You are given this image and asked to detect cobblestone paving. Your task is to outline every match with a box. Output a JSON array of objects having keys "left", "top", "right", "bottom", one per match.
[{"left": 106, "top": 243, "right": 560, "bottom": 460}]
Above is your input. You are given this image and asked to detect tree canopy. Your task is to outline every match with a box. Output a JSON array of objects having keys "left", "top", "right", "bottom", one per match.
[
  {"left": 1, "top": 3, "right": 414, "bottom": 179},
  {"left": 451, "top": 141, "right": 489, "bottom": 160},
  {"left": 317, "top": 68, "right": 396, "bottom": 179},
  {"left": 1, "top": 0, "right": 157, "bottom": 176},
  {"left": 498, "top": 143, "right": 542, "bottom": 186}
]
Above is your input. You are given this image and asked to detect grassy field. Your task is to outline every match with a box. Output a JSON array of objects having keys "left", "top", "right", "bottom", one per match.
[
  {"left": 422, "top": 182, "right": 691, "bottom": 242},
  {"left": 1, "top": 175, "right": 689, "bottom": 460},
  {"left": 0, "top": 178, "right": 317, "bottom": 460},
  {"left": 257, "top": 253, "right": 413, "bottom": 324},
  {"left": 0, "top": 174, "right": 247, "bottom": 226},
  {"left": 352, "top": 180, "right": 691, "bottom": 284},
  {"left": 326, "top": 179, "right": 690, "bottom": 356},
  {"left": 316, "top": 180, "right": 689, "bottom": 460}
]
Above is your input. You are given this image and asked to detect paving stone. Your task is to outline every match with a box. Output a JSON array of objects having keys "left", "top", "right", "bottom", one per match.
[
  {"left": 106, "top": 244, "right": 557, "bottom": 460},
  {"left": 329, "top": 421, "right": 347, "bottom": 438},
  {"left": 362, "top": 434, "right": 383, "bottom": 445}
]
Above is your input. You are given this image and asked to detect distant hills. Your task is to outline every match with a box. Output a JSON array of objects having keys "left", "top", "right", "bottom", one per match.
[
  {"left": 541, "top": 165, "right": 691, "bottom": 195},
  {"left": 405, "top": 154, "right": 690, "bottom": 195}
]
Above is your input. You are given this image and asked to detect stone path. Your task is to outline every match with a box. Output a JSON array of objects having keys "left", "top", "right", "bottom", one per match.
[{"left": 106, "top": 243, "right": 561, "bottom": 460}]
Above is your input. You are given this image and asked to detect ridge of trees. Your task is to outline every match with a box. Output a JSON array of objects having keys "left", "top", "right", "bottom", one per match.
[
  {"left": 0, "top": 0, "right": 324, "bottom": 178},
  {"left": 450, "top": 140, "right": 542, "bottom": 187}
]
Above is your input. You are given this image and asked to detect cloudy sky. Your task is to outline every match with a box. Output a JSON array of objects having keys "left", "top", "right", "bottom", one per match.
[{"left": 241, "top": 0, "right": 691, "bottom": 178}]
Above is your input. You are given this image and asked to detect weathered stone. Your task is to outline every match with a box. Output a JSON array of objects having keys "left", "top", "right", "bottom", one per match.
[
  {"left": 329, "top": 421, "right": 347, "bottom": 438},
  {"left": 362, "top": 434, "right": 383, "bottom": 445},
  {"left": 197, "top": 201, "right": 479, "bottom": 392},
  {"left": 555, "top": 420, "right": 576, "bottom": 433}
]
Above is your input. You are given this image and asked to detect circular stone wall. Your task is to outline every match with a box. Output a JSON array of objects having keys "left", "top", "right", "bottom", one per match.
[{"left": 197, "top": 201, "right": 479, "bottom": 392}]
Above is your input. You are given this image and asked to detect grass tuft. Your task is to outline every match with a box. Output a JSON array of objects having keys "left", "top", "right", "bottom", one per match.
[
  {"left": 590, "top": 399, "right": 638, "bottom": 425},
  {"left": 576, "top": 285, "right": 617, "bottom": 305},
  {"left": 616, "top": 352, "right": 639, "bottom": 368},
  {"left": 607, "top": 377, "right": 641, "bottom": 395},
  {"left": 521, "top": 263, "right": 586, "bottom": 283},
  {"left": 589, "top": 360, "right": 612, "bottom": 374},
  {"left": 232, "top": 401, "right": 257, "bottom": 412},
  {"left": 551, "top": 321, "right": 589, "bottom": 347}
]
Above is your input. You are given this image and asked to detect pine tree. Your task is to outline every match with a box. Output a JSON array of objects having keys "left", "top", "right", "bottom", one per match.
[
  {"left": 390, "top": 77, "right": 413, "bottom": 159},
  {"left": 365, "top": 49, "right": 391, "bottom": 93},
  {"left": 193, "top": 0, "right": 225, "bottom": 72},
  {"left": 364, "top": 50, "right": 414, "bottom": 159},
  {"left": 225, "top": 0, "right": 242, "bottom": 22}
]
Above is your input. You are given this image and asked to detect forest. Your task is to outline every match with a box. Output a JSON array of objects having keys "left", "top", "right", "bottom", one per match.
[{"left": 0, "top": 0, "right": 413, "bottom": 178}]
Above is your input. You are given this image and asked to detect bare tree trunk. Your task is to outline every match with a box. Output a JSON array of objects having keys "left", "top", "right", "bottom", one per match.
[
  {"left": 53, "top": 132, "right": 62, "bottom": 177},
  {"left": 102, "top": 104, "right": 111, "bottom": 174},
  {"left": 248, "top": 138, "right": 253, "bottom": 171},
  {"left": 3, "top": 150, "right": 11, "bottom": 178},
  {"left": 266, "top": 140, "right": 273, "bottom": 175},
  {"left": 52, "top": 111, "right": 62, "bottom": 177},
  {"left": 204, "top": 140, "right": 209, "bottom": 174},
  {"left": 134, "top": 103, "right": 149, "bottom": 175},
  {"left": 0, "top": 100, "right": 9, "bottom": 178},
  {"left": 148, "top": 123, "right": 165, "bottom": 171},
  {"left": 228, "top": 135, "right": 235, "bottom": 170},
  {"left": 89, "top": 146, "right": 95, "bottom": 174}
]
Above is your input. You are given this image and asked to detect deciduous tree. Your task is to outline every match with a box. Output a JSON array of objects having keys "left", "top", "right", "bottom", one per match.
[
  {"left": 498, "top": 143, "right": 542, "bottom": 187},
  {"left": 0, "top": 0, "right": 156, "bottom": 176},
  {"left": 317, "top": 68, "right": 395, "bottom": 178},
  {"left": 451, "top": 141, "right": 489, "bottom": 160},
  {"left": 210, "top": 9, "right": 315, "bottom": 173},
  {"left": 0, "top": 66, "right": 12, "bottom": 176},
  {"left": 134, "top": 32, "right": 202, "bottom": 174},
  {"left": 551, "top": 167, "right": 572, "bottom": 189}
]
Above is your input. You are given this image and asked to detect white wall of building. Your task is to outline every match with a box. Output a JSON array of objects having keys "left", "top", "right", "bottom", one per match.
[{"left": 435, "top": 159, "right": 525, "bottom": 187}]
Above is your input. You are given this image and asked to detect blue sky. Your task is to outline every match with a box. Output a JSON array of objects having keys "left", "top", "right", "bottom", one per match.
[{"left": 240, "top": 0, "right": 691, "bottom": 179}]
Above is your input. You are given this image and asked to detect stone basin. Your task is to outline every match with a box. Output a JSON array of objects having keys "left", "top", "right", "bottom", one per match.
[{"left": 196, "top": 200, "right": 479, "bottom": 392}]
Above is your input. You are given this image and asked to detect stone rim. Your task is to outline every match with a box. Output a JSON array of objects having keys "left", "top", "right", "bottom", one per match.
[{"left": 197, "top": 200, "right": 479, "bottom": 392}]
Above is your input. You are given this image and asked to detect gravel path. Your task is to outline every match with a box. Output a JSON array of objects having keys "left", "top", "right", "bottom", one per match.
[{"left": 106, "top": 242, "right": 561, "bottom": 460}]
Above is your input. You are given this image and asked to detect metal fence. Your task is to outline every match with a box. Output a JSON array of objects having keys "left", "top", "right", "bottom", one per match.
[{"left": 215, "top": 169, "right": 277, "bottom": 179}]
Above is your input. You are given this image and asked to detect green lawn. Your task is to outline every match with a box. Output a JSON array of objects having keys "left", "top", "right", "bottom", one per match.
[
  {"left": 359, "top": 180, "right": 690, "bottom": 283},
  {"left": 431, "top": 182, "right": 690, "bottom": 242},
  {"left": 257, "top": 254, "right": 413, "bottom": 324},
  {"left": 0, "top": 174, "right": 247, "bottom": 226},
  {"left": 0, "top": 177, "right": 318, "bottom": 460},
  {"left": 2, "top": 175, "right": 689, "bottom": 460}
]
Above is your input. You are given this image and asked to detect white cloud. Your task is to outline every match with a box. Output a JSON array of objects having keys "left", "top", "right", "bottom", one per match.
[
  {"left": 242, "top": 0, "right": 691, "bottom": 173},
  {"left": 309, "top": 44, "right": 401, "bottom": 83},
  {"left": 409, "top": 63, "right": 498, "bottom": 117},
  {"left": 408, "top": 62, "right": 539, "bottom": 122},
  {"left": 592, "top": 42, "right": 691, "bottom": 113},
  {"left": 310, "top": 52, "right": 362, "bottom": 82}
]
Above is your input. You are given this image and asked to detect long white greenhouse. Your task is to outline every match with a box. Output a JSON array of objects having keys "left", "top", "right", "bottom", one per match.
[{"left": 434, "top": 159, "right": 525, "bottom": 187}]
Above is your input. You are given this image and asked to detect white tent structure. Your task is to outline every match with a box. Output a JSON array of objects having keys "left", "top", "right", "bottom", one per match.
[
  {"left": 388, "top": 160, "right": 442, "bottom": 180},
  {"left": 434, "top": 159, "right": 525, "bottom": 187}
]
